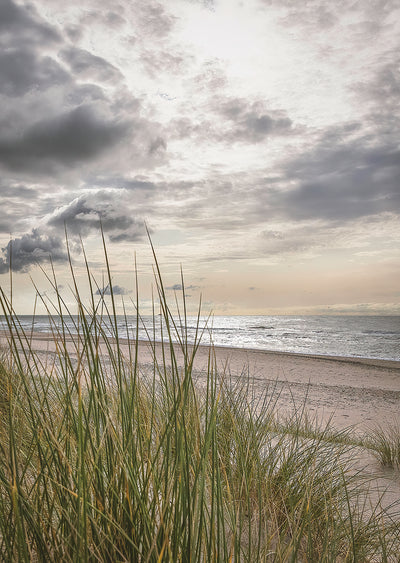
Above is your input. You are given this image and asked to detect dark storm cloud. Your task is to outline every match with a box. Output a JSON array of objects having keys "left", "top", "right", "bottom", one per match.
[
  {"left": 0, "top": 230, "right": 67, "bottom": 274},
  {"left": 0, "top": 50, "right": 69, "bottom": 97},
  {"left": 60, "top": 47, "right": 123, "bottom": 83},
  {"left": 0, "top": 105, "right": 129, "bottom": 173}
]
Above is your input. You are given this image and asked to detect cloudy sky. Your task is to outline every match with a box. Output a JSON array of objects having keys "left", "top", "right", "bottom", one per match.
[{"left": 0, "top": 0, "right": 399, "bottom": 315}]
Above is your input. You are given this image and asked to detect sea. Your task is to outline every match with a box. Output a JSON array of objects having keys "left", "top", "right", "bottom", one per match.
[{"left": 3, "top": 314, "right": 399, "bottom": 362}]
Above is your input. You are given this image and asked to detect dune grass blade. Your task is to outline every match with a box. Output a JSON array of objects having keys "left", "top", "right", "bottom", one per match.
[{"left": 0, "top": 236, "right": 399, "bottom": 561}]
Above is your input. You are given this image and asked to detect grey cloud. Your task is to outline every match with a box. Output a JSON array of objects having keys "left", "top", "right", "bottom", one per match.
[
  {"left": 65, "top": 25, "right": 84, "bottom": 42},
  {"left": 93, "top": 175, "right": 196, "bottom": 197},
  {"left": 135, "top": 2, "right": 176, "bottom": 39},
  {"left": 275, "top": 134, "right": 400, "bottom": 222},
  {"left": 260, "top": 227, "right": 321, "bottom": 255},
  {"left": 0, "top": 0, "right": 61, "bottom": 48},
  {"left": 356, "top": 56, "right": 400, "bottom": 112},
  {"left": 76, "top": 4, "right": 127, "bottom": 30},
  {"left": 0, "top": 50, "right": 69, "bottom": 97},
  {"left": 171, "top": 97, "right": 292, "bottom": 145},
  {"left": 148, "top": 137, "right": 167, "bottom": 156},
  {"left": 60, "top": 47, "right": 123, "bottom": 83},
  {"left": 166, "top": 283, "right": 199, "bottom": 291},
  {"left": 46, "top": 189, "right": 145, "bottom": 241},
  {"left": 95, "top": 284, "right": 129, "bottom": 296},
  {"left": 375, "top": 61, "right": 400, "bottom": 100},
  {"left": 0, "top": 217, "right": 11, "bottom": 233},
  {"left": 166, "top": 283, "right": 182, "bottom": 291},
  {"left": 140, "top": 48, "right": 189, "bottom": 77},
  {"left": 217, "top": 98, "right": 292, "bottom": 142},
  {"left": 0, "top": 230, "right": 67, "bottom": 274},
  {"left": 187, "top": 0, "right": 215, "bottom": 8},
  {"left": 0, "top": 186, "right": 147, "bottom": 273},
  {"left": 88, "top": 175, "right": 158, "bottom": 192},
  {"left": 277, "top": 2, "right": 338, "bottom": 30},
  {"left": 0, "top": 183, "right": 37, "bottom": 199},
  {"left": 0, "top": 183, "right": 38, "bottom": 233},
  {"left": 0, "top": 105, "right": 129, "bottom": 173},
  {"left": 117, "top": 178, "right": 158, "bottom": 191},
  {"left": 260, "top": 0, "right": 396, "bottom": 33},
  {"left": 104, "top": 11, "right": 127, "bottom": 28},
  {"left": 0, "top": 209, "right": 14, "bottom": 233},
  {"left": 65, "top": 84, "right": 106, "bottom": 105},
  {"left": 191, "top": 60, "right": 228, "bottom": 93},
  {"left": 0, "top": 0, "right": 166, "bottom": 180}
]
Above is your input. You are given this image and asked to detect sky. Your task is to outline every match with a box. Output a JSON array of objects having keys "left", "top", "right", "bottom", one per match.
[{"left": 0, "top": 0, "right": 399, "bottom": 315}]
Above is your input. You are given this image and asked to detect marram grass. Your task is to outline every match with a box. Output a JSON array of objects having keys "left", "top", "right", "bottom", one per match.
[
  {"left": 0, "top": 241, "right": 399, "bottom": 562},
  {"left": 367, "top": 424, "right": 400, "bottom": 470}
]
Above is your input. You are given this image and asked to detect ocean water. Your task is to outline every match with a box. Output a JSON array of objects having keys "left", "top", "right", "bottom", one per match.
[{"left": 3, "top": 314, "right": 399, "bottom": 362}]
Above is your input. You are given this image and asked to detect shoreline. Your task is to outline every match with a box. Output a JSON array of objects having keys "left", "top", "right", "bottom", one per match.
[
  {"left": 212, "top": 343, "right": 400, "bottom": 370},
  {"left": 1, "top": 328, "right": 399, "bottom": 368}
]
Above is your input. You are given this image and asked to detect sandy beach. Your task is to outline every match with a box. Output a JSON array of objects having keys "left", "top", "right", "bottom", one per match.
[
  {"left": 2, "top": 330, "right": 399, "bottom": 434},
  {"left": 2, "top": 329, "right": 400, "bottom": 519}
]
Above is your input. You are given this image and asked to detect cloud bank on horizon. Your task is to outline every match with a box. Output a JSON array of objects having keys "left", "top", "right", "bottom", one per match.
[{"left": 0, "top": 0, "right": 399, "bottom": 314}]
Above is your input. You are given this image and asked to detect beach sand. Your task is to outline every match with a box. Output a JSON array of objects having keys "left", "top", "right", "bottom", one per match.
[
  {"left": 2, "top": 330, "right": 400, "bottom": 513},
  {"left": 2, "top": 330, "right": 399, "bottom": 433}
]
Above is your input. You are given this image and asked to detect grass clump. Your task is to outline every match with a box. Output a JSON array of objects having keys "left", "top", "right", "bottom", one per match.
[
  {"left": 367, "top": 424, "right": 400, "bottom": 470},
  {"left": 0, "top": 240, "right": 399, "bottom": 561}
]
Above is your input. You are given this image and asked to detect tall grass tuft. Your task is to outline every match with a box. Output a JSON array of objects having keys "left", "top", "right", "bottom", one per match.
[
  {"left": 0, "top": 239, "right": 399, "bottom": 561},
  {"left": 367, "top": 424, "right": 400, "bottom": 470}
]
